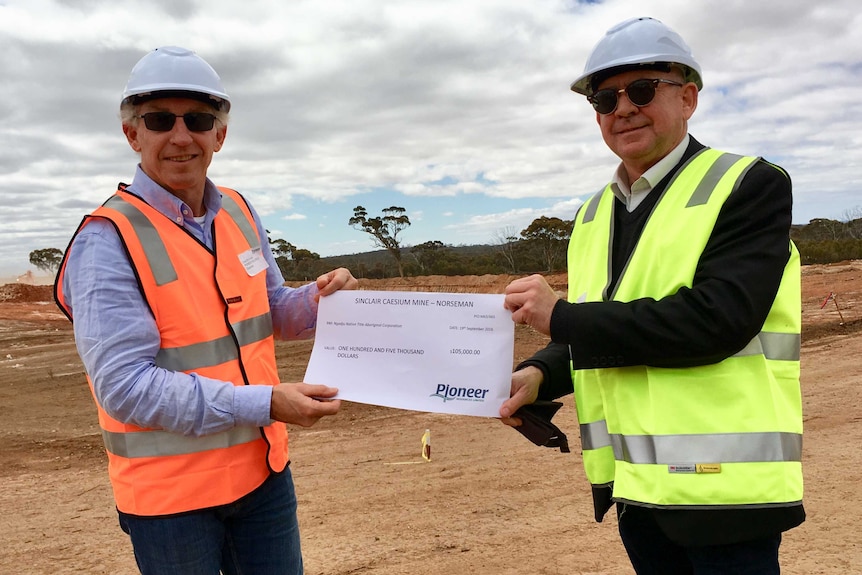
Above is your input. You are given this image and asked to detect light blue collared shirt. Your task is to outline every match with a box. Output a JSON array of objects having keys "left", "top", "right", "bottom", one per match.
[{"left": 62, "top": 166, "right": 319, "bottom": 436}]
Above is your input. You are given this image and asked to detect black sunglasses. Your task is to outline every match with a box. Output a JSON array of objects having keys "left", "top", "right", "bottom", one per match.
[
  {"left": 138, "top": 112, "right": 218, "bottom": 132},
  {"left": 588, "top": 78, "right": 683, "bottom": 115}
]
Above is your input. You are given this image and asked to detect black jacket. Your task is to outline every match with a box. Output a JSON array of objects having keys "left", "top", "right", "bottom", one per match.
[{"left": 519, "top": 137, "right": 805, "bottom": 546}]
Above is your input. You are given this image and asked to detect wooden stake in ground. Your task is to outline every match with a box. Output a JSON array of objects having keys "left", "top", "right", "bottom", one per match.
[
  {"left": 820, "top": 292, "right": 846, "bottom": 325},
  {"left": 421, "top": 429, "right": 431, "bottom": 461}
]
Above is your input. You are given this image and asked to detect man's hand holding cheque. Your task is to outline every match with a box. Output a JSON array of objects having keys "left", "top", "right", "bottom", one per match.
[{"left": 503, "top": 273, "right": 564, "bottom": 335}]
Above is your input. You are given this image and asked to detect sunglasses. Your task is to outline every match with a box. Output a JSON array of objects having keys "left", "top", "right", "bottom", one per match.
[
  {"left": 138, "top": 112, "right": 218, "bottom": 132},
  {"left": 588, "top": 78, "right": 683, "bottom": 115}
]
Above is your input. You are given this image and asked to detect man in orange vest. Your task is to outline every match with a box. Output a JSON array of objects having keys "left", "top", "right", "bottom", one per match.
[{"left": 55, "top": 46, "right": 356, "bottom": 574}]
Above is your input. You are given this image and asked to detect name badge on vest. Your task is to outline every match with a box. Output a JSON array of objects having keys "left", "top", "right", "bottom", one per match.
[{"left": 238, "top": 247, "right": 268, "bottom": 276}]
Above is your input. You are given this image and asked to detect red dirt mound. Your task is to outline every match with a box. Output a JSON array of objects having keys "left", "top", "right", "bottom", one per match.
[{"left": 0, "top": 283, "right": 53, "bottom": 303}]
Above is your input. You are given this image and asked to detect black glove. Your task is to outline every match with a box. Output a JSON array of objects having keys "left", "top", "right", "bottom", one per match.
[{"left": 511, "top": 400, "right": 570, "bottom": 453}]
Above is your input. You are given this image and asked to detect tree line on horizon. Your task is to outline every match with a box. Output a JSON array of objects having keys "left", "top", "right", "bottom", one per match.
[
  {"left": 272, "top": 206, "right": 575, "bottom": 281},
  {"left": 27, "top": 207, "right": 862, "bottom": 281},
  {"left": 269, "top": 206, "right": 862, "bottom": 281}
]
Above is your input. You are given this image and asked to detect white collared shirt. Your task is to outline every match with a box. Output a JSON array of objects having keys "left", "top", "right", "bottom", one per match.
[{"left": 609, "top": 134, "right": 690, "bottom": 212}]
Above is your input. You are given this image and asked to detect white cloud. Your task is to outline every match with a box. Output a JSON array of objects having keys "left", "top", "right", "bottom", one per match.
[{"left": 0, "top": 0, "right": 860, "bottom": 277}]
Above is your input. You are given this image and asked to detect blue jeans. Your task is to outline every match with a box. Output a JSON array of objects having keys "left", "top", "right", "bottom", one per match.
[
  {"left": 618, "top": 503, "right": 781, "bottom": 575},
  {"left": 118, "top": 469, "right": 303, "bottom": 575}
]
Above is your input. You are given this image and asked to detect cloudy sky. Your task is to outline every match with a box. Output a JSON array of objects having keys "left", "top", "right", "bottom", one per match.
[{"left": 1, "top": 0, "right": 860, "bottom": 279}]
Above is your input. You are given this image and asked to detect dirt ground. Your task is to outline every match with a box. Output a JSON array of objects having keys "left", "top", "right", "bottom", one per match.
[{"left": 1, "top": 263, "right": 860, "bottom": 575}]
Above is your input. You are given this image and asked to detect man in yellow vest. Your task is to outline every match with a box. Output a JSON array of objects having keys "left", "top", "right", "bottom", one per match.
[
  {"left": 55, "top": 46, "right": 357, "bottom": 574},
  {"left": 501, "top": 17, "right": 804, "bottom": 574}
]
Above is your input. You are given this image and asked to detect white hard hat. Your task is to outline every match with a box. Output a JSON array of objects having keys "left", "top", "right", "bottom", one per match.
[
  {"left": 122, "top": 46, "right": 231, "bottom": 112},
  {"left": 570, "top": 17, "right": 702, "bottom": 96}
]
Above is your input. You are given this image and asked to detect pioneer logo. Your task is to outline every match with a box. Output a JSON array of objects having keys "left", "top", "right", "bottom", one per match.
[{"left": 430, "top": 383, "right": 490, "bottom": 402}]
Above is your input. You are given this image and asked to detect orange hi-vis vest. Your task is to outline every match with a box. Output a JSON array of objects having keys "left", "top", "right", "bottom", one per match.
[{"left": 55, "top": 186, "right": 287, "bottom": 516}]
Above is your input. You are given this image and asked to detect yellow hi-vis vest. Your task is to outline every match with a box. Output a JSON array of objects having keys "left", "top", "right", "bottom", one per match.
[
  {"left": 55, "top": 187, "right": 288, "bottom": 516},
  {"left": 567, "top": 148, "right": 803, "bottom": 510}
]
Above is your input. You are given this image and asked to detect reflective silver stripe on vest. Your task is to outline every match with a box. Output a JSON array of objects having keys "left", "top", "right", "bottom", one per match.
[
  {"left": 580, "top": 190, "right": 604, "bottom": 224},
  {"left": 102, "top": 426, "right": 261, "bottom": 458},
  {"left": 580, "top": 419, "right": 612, "bottom": 450},
  {"left": 233, "top": 312, "right": 274, "bottom": 347},
  {"left": 220, "top": 192, "right": 261, "bottom": 250},
  {"left": 685, "top": 152, "right": 745, "bottom": 207},
  {"left": 733, "top": 331, "right": 800, "bottom": 361},
  {"left": 611, "top": 431, "right": 802, "bottom": 464},
  {"left": 155, "top": 312, "right": 274, "bottom": 371},
  {"left": 104, "top": 196, "right": 178, "bottom": 286}
]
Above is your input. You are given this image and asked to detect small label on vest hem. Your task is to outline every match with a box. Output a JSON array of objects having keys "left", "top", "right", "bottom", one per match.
[{"left": 668, "top": 463, "right": 722, "bottom": 474}]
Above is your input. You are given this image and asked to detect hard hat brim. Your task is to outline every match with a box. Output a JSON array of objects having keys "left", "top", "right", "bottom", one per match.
[
  {"left": 122, "top": 89, "right": 230, "bottom": 112},
  {"left": 571, "top": 60, "right": 703, "bottom": 96}
]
